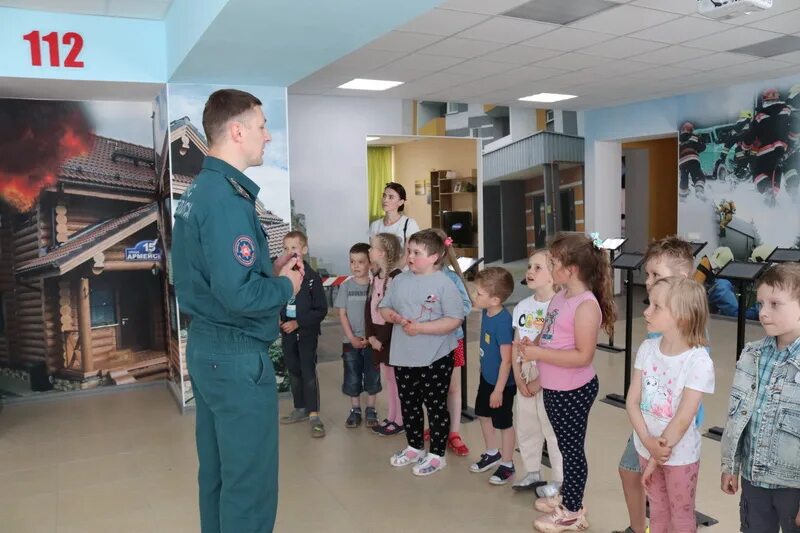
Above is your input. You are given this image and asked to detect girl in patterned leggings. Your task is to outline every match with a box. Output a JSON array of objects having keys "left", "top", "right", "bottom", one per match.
[
  {"left": 379, "top": 230, "right": 465, "bottom": 477},
  {"left": 517, "top": 233, "right": 617, "bottom": 532}
]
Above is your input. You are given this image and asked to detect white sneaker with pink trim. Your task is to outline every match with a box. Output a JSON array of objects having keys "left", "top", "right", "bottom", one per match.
[
  {"left": 390, "top": 446, "right": 426, "bottom": 467},
  {"left": 533, "top": 505, "right": 589, "bottom": 532},
  {"left": 412, "top": 453, "right": 446, "bottom": 476}
]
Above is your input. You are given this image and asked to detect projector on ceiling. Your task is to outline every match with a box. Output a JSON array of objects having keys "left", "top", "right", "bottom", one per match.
[{"left": 697, "top": 0, "right": 772, "bottom": 20}]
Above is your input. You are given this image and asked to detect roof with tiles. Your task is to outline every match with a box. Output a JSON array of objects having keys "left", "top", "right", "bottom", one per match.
[
  {"left": 16, "top": 202, "right": 158, "bottom": 277},
  {"left": 60, "top": 135, "right": 157, "bottom": 193}
]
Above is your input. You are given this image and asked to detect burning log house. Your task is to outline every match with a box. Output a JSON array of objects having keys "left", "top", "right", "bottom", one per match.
[{"left": 0, "top": 133, "right": 170, "bottom": 390}]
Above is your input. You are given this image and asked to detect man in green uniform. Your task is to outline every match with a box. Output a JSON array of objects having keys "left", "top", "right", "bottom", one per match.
[{"left": 172, "top": 89, "right": 303, "bottom": 533}]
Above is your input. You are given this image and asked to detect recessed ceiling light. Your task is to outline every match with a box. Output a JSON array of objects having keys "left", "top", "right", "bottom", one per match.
[
  {"left": 338, "top": 79, "right": 404, "bottom": 91},
  {"left": 366, "top": 136, "right": 381, "bottom": 141},
  {"left": 518, "top": 93, "right": 577, "bottom": 103}
]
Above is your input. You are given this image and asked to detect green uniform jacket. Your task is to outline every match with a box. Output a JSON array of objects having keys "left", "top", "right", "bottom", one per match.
[{"left": 171, "top": 156, "right": 293, "bottom": 343}]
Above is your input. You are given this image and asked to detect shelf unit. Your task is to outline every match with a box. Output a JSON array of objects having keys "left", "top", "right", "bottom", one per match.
[{"left": 429, "top": 169, "right": 478, "bottom": 256}]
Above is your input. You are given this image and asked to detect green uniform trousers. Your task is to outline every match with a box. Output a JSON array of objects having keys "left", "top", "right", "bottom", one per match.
[{"left": 187, "top": 321, "right": 279, "bottom": 533}]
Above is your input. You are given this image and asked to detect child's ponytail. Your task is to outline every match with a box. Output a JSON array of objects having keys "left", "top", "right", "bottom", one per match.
[{"left": 550, "top": 233, "right": 617, "bottom": 335}]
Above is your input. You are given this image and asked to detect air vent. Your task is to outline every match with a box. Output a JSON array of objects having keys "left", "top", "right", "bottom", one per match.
[
  {"left": 729, "top": 35, "right": 800, "bottom": 58},
  {"left": 502, "top": 0, "right": 617, "bottom": 26}
]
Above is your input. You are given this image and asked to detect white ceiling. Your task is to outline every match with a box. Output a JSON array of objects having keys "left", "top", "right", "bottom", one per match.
[
  {"left": 289, "top": 0, "right": 800, "bottom": 110},
  {"left": 0, "top": 0, "right": 173, "bottom": 20}
]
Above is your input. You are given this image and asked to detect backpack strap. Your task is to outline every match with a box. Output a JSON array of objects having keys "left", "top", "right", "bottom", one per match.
[{"left": 402, "top": 216, "right": 409, "bottom": 244}]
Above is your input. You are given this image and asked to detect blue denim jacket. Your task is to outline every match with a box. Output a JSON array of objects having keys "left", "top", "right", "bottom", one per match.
[{"left": 720, "top": 336, "right": 800, "bottom": 488}]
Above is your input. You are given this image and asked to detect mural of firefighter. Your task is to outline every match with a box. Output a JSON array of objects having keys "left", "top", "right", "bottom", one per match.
[{"left": 0, "top": 99, "right": 170, "bottom": 397}]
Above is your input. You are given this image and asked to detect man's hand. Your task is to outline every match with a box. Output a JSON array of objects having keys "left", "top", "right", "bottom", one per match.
[
  {"left": 279, "top": 257, "right": 304, "bottom": 295},
  {"left": 368, "top": 336, "right": 382, "bottom": 352},
  {"left": 721, "top": 473, "right": 739, "bottom": 495},
  {"left": 402, "top": 320, "right": 421, "bottom": 336},
  {"left": 280, "top": 320, "right": 299, "bottom": 334},
  {"left": 489, "top": 390, "right": 503, "bottom": 408}
]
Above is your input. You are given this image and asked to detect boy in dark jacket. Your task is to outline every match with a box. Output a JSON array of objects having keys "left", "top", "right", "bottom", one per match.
[{"left": 279, "top": 231, "right": 329, "bottom": 437}]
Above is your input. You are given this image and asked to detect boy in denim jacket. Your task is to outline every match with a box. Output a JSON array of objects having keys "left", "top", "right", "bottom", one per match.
[{"left": 721, "top": 263, "right": 800, "bottom": 533}]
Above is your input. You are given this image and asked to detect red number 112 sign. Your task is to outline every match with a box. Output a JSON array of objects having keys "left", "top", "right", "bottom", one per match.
[{"left": 23, "top": 30, "right": 85, "bottom": 68}]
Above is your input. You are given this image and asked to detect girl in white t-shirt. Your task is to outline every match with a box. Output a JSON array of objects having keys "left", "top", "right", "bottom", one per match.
[
  {"left": 511, "top": 250, "right": 563, "bottom": 499},
  {"left": 368, "top": 183, "right": 420, "bottom": 249},
  {"left": 626, "top": 277, "right": 715, "bottom": 533}
]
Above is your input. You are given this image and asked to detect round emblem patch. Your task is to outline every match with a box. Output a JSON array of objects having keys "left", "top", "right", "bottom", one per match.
[{"left": 233, "top": 235, "right": 256, "bottom": 267}]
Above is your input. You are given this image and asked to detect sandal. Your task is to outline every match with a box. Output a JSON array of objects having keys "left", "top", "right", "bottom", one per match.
[{"left": 448, "top": 433, "right": 470, "bottom": 456}]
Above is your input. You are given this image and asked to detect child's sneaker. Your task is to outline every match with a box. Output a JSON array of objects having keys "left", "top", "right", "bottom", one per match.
[
  {"left": 534, "top": 494, "right": 562, "bottom": 513},
  {"left": 365, "top": 407, "right": 379, "bottom": 428},
  {"left": 412, "top": 453, "right": 446, "bottom": 476},
  {"left": 345, "top": 408, "right": 362, "bottom": 428},
  {"left": 469, "top": 451, "right": 502, "bottom": 473},
  {"left": 536, "top": 482, "right": 562, "bottom": 498},
  {"left": 280, "top": 408, "right": 308, "bottom": 425},
  {"left": 513, "top": 471, "right": 546, "bottom": 491},
  {"left": 533, "top": 505, "right": 589, "bottom": 532},
  {"left": 390, "top": 446, "right": 426, "bottom": 467},
  {"left": 310, "top": 416, "right": 326, "bottom": 438},
  {"left": 489, "top": 463, "right": 515, "bottom": 485}
]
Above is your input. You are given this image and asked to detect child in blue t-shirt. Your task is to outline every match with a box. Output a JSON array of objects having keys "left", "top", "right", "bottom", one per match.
[{"left": 468, "top": 267, "right": 517, "bottom": 486}]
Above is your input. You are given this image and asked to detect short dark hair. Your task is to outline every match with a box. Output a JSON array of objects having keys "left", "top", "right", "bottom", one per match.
[
  {"left": 475, "top": 267, "right": 514, "bottom": 302},
  {"left": 284, "top": 230, "right": 308, "bottom": 247},
  {"left": 202, "top": 89, "right": 262, "bottom": 147},
  {"left": 407, "top": 229, "right": 445, "bottom": 265},
  {"left": 384, "top": 182, "right": 407, "bottom": 212},
  {"left": 349, "top": 242, "right": 370, "bottom": 257}
]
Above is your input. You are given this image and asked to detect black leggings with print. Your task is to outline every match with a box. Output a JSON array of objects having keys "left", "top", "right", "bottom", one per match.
[
  {"left": 395, "top": 353, "right": 454, "bottom": 457},
  {"left": 543, "top": 376, "right": 599, "bottom": 512}
]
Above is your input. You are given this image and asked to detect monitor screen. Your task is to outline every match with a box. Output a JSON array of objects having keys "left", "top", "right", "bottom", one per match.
[
  {"left": 766, "top": 247, "right": 800, "bottom": 263},
  {"left": 611, "top": 252, "right": 645, "bottom": 270},
  {"left": 716, "top": 261, "right": 768, "bottom": 282},
  {"left": 441, "top": 211, "right": 473, "bottom": 246}
]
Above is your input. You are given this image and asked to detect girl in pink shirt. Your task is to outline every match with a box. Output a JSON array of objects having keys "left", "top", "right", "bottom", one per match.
[{"left": 517, "top": 233, "right": 617, "bottom": 533}]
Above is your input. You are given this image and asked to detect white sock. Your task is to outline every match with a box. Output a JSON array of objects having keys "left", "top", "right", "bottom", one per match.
[
  {"left": 501, "top": 461, "right": 513, "bottom": 468},
  {"left": 485, "top": 448, "right": 499, "bottom": 456}
]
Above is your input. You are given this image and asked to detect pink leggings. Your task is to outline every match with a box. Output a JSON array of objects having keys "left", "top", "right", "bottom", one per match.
[
  {"left": 639, "top": 456, "right": 699, "bottom": 533},
  {"left": 382, "top": 364, "right": 403, "bottom": 426}
]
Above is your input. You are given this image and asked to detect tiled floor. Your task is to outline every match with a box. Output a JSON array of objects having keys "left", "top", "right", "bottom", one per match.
[{"left": 0, "top": 307, "right": 766, "bottom": 532}]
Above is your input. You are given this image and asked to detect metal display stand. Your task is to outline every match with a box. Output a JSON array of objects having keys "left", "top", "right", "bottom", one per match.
[
  {"left": 690, "top": 241, "right": 708, "bottom": 257},
  {"left": 704, "top": 261, "right": 769, "bottom": 441},
  {"left": 766, "top": 247, "right": 800, "bottom": 264},
  {"left": 600, "top": 252, "right": 645, "bottom": 410},
  {"left": 597, "top": 238, "right": 628, "bottom": 353}
]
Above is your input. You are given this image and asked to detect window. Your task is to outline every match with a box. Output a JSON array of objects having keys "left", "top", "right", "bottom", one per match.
[{"left": 90, "top": 280, "right": 117, "bottom": 327}]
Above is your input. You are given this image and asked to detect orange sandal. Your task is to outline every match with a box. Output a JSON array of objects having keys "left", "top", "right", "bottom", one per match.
[{"left": 448, "top": 433, "right": 470, "bottom": 456}]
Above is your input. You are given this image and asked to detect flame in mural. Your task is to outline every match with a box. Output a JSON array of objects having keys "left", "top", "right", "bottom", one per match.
[{"left": 0, "top": 100, "right": 93, "bottom": 212}]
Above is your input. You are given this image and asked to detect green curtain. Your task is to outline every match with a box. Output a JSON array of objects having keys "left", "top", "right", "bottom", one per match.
[{"left": 367, "top": 146, "right": 392, "bottom": 222}]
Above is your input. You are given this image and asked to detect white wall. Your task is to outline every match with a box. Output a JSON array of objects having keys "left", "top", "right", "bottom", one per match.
[
  {"left": 288, "top": 95, "right": 404, "bottom": 274},
  {"left": 510, "top": 107, "right": 538, "bottom": 141}
]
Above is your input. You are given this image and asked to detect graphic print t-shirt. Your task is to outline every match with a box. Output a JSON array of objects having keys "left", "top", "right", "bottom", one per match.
[
  {"left": 632, "top": 338, "right": 715, "bottom": 465},
  {"left": 512, "top": 296, "right": 551, "bottom": 383}
]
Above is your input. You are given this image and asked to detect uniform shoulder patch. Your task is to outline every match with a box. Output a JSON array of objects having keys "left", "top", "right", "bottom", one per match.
[{"left": 233, "top": 235, "right": 256, "bottom": 267}]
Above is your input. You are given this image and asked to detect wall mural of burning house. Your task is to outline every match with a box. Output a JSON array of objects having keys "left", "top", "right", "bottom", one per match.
[
  {"left": 0, "top": 98, "right": 169, "bottom": 397},
  {"left": 165, "top": 84, "right": 292, "bottom": 406}
]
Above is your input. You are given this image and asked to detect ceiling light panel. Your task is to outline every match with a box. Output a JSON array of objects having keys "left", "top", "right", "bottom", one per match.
[
  {"left": 503, "top": 0, "right": 617, "bottom": 25},
  {"left": 338, "top": 79, "right": 404, "bottom": 90},
  {"left": 729, "top": 35, "right": 800, "bottom": 57},
  {"left": 519, "top": 93, "right": 577, "bottom": 103}
]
